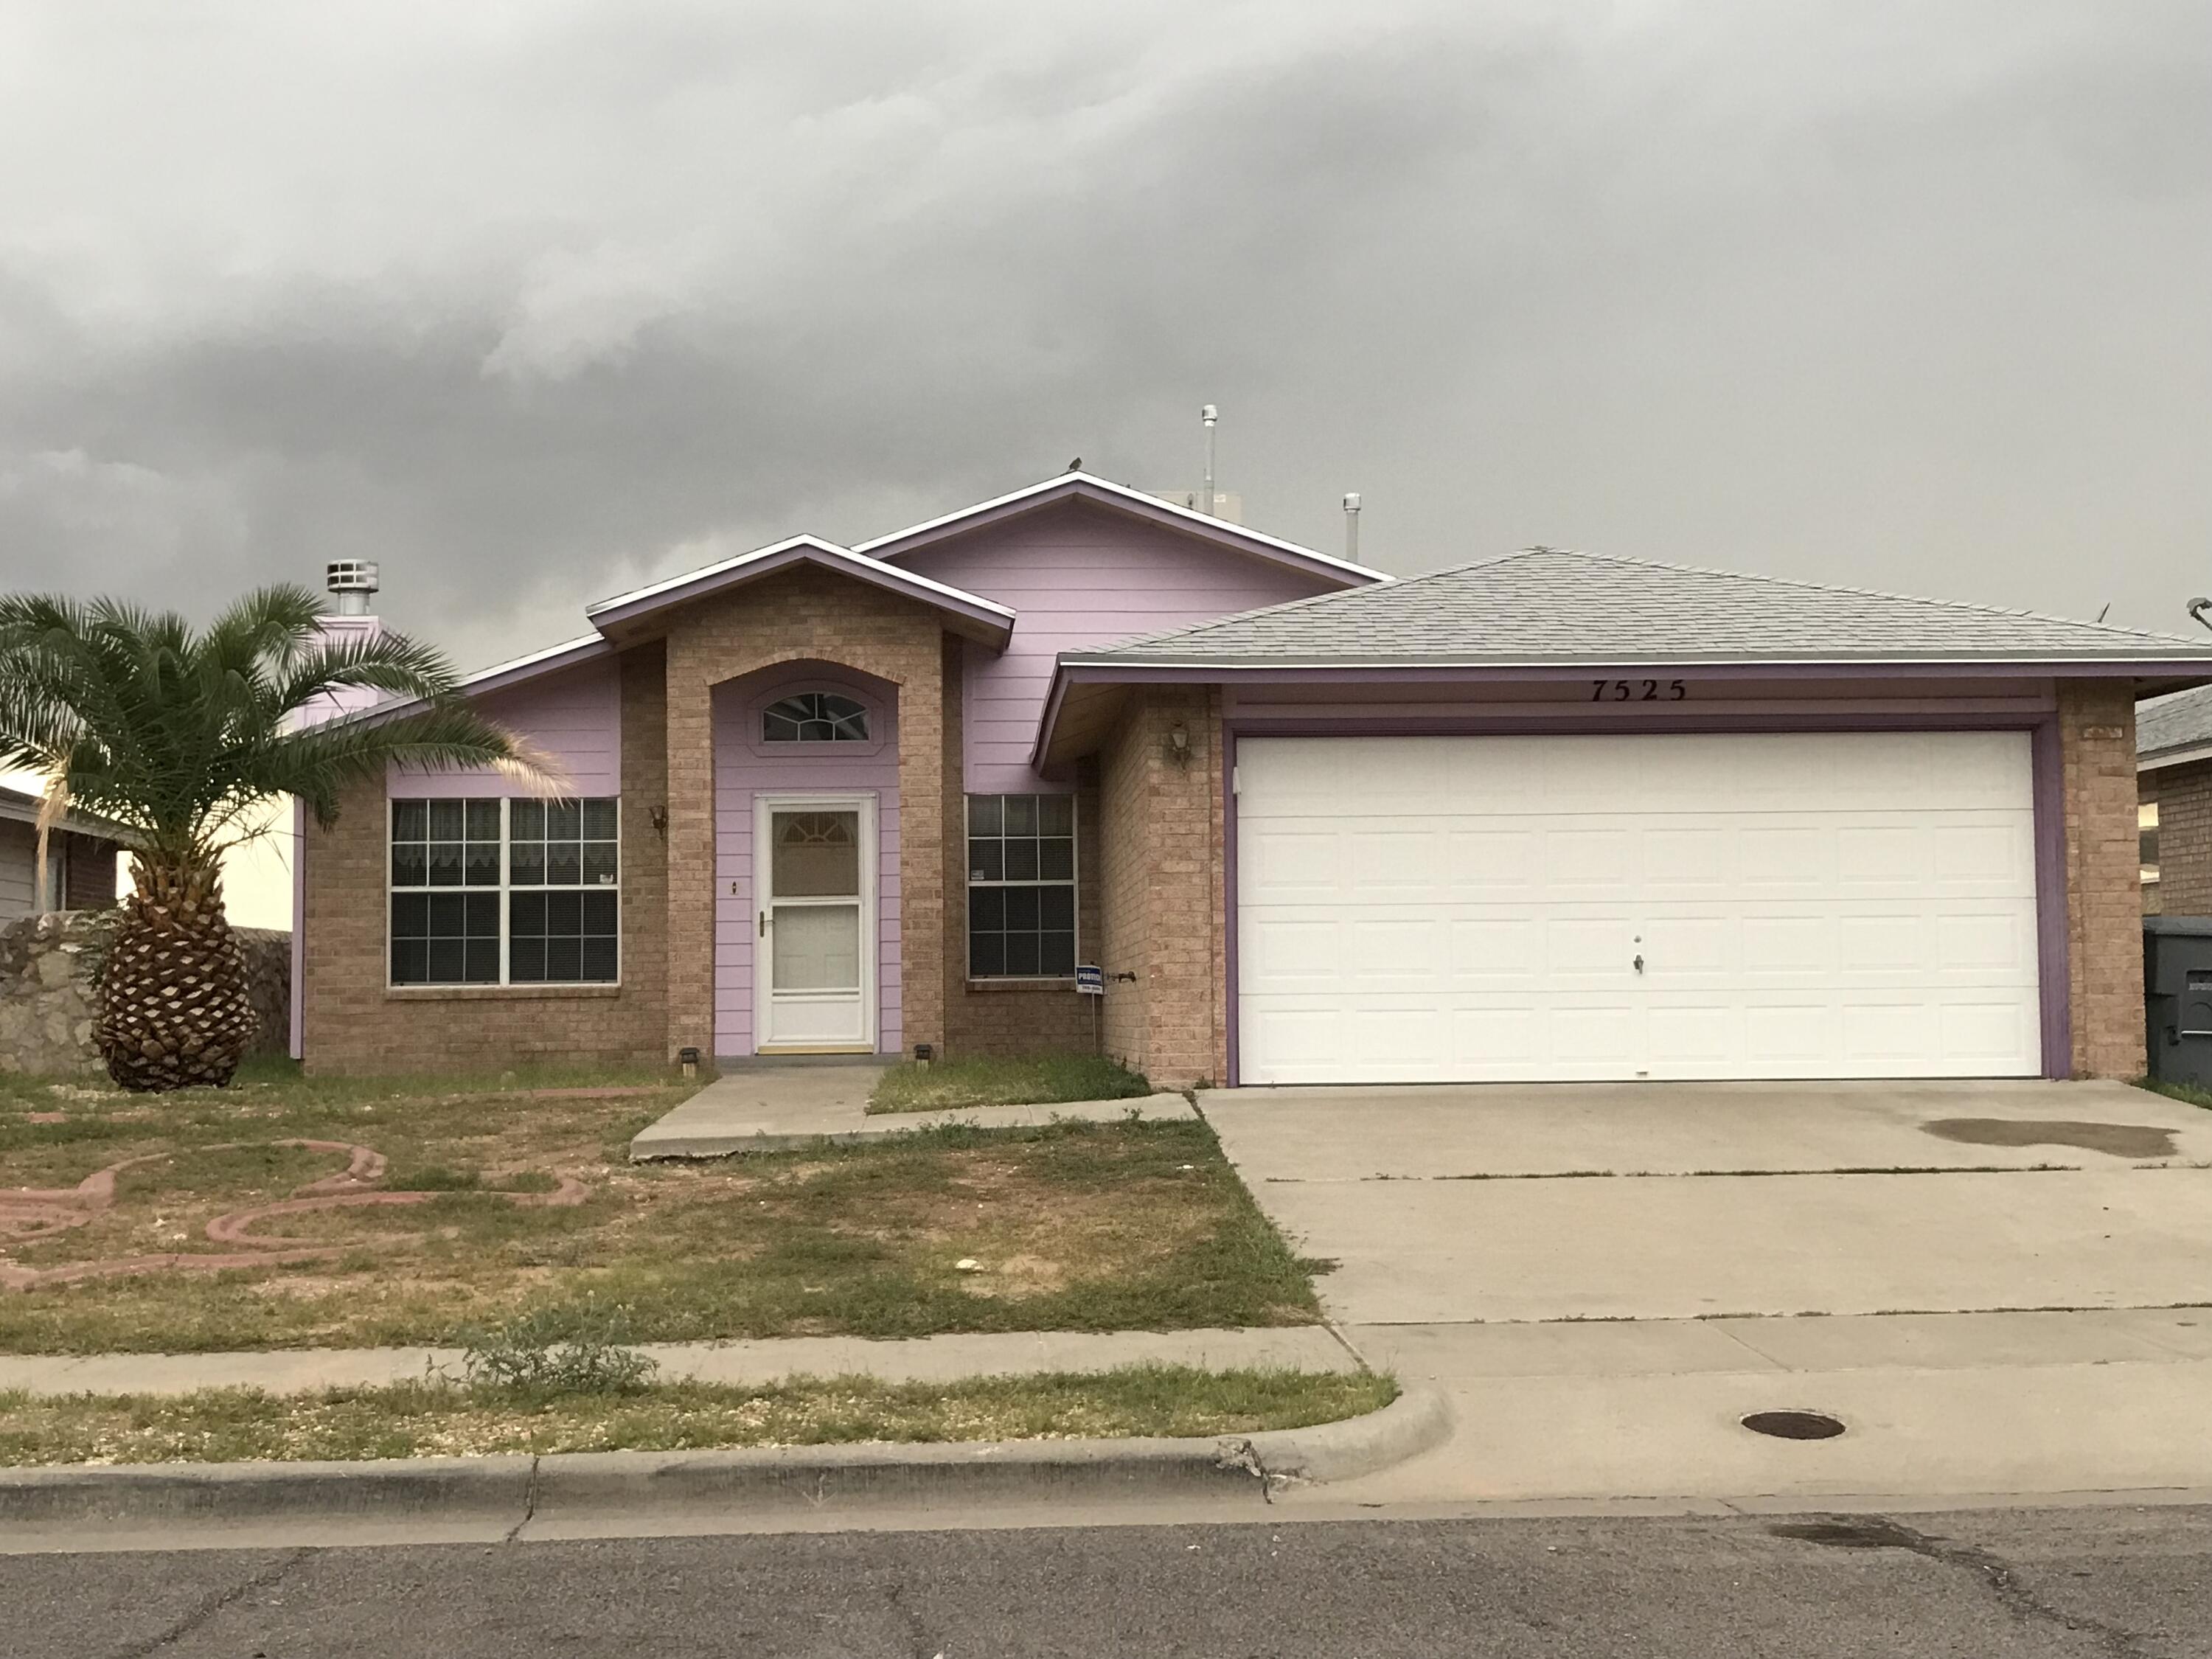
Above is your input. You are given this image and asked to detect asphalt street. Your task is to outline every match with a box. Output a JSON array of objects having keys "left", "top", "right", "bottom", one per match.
[{"left": 4, "top": 1505, "right": 2209, "bottom": 1658}]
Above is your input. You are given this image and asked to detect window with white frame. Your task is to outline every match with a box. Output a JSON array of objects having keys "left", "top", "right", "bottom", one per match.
[
  {"left": 389, "top": 798, "right": 619, "bottom": 987},
  {"left": 762, "top": 692, "right": 870, "bottom": 742},
  {"left": 965, "top": 793, "right": 1076, "bottom": 978}
]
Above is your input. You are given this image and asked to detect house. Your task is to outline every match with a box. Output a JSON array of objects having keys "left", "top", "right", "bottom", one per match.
[
  {"left": 0, "top": 787, "right": 126, "bottom": 922},
  {"left": 296, "top": 472, "right": 2212, "bottom": 1085},
  {"left": 2136, "top": 684, "right": 2212, "bottom": 916}
]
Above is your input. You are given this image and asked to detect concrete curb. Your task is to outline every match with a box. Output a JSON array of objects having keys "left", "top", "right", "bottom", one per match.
[{"left": 0, "top": 1391, "right": 1448, "bottom": 1529}]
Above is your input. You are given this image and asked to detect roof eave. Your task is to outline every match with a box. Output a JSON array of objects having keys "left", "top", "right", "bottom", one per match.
[
  {"left": 0, "top": 795, "right": 136, "bottom": 844},
  {"left": 855, "top": 472, "right": 1391, "bottom": 588},
  {"left": 585, "top": 538, "right": 1015, "bottom": 646},
  {"left": 2141, "top": 740, "right": 2212, "bottom": 773},
  {"left": 1032, "top": 654, "right": 2212, "bottom": 770},
  {"left": 1055, "top": 654, "right": 2212, "bottom": 676}
]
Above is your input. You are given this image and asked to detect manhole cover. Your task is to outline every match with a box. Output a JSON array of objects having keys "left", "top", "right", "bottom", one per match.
[{"left": 1742, "top": 1410, "right": 1846, "bottom": 1441}]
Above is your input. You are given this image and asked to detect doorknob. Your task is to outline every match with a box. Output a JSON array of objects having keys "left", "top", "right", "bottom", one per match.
[{"left": 1632, "top": 953, "right": 1644, "bottom": 974}]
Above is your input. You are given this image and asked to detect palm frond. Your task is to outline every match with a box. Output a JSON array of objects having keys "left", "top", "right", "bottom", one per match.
[{"left": 0, "top": 586, "right": 524, "bottom": 857}]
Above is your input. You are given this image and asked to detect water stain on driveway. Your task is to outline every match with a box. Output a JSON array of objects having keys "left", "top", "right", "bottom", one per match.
[{"left": 1919, "top": 1117, "right": 2179, "bottom": 1159}]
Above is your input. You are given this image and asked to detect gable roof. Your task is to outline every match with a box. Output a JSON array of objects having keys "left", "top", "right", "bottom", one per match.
[
  {"left": 585, "top": 534, "right": 1015, "bottom": 644},
  {"left": 2140, "top": 684, "right": 2212, "bottom": 771},
  {"left": 1062, "top": 548, "right": 2212, "bottom": 672},
  {"left": 855, "top": 471, "right": 1389, "bottom": 589}
]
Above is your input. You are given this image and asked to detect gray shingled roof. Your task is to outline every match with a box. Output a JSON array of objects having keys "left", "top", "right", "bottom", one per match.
[
  {"left": 1065, "top": 548, "right": 2212, "bottom": 669},
  {"left": 2140, "top": 685, "right": 2212, "bottom": 763}
]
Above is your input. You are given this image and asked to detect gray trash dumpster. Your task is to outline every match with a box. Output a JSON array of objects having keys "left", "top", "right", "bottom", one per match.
[{"left": 2143, "top": 916, "right": 2212, "bottom": 1086}]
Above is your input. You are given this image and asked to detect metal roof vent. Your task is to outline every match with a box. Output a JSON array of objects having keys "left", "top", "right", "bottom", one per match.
[{"left": 326, "top": 560, "right": 380, "bottom": 616}]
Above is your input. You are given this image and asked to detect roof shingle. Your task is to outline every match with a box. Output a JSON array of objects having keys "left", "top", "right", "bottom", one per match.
[
  {"left": 1067, "top": 548, "right": 2212, "bottom": 668},
  {"left": 2140, "top": 685, "right": 2212, "bottom": 763}
]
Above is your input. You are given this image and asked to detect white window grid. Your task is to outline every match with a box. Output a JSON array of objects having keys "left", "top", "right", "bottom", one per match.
[
  {"left": 963, "top": 792, "right": 1079, "bottom": 979},
  {"left": 386, "top": 797, "right": 622, "bottom": 988}
]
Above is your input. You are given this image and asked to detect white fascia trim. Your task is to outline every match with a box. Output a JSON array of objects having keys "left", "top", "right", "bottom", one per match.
[
  {"left": 852, "top": 471, "right": 1395, "bottom": 585},
  {"left": 2141, "top": 741, "right": 2212, "bottom": 773},
  {"left": 458, "top": 633, "right": 615, "bottom": 689},
  {"left": 330, "top": 633, "right": 615, "bottom": 728},
  {"left": 584, "top": 535, "right": 1015, "bottom": 624},
  {"left": 1057, "top": 652, "right": 2212, "bottom": 672}
]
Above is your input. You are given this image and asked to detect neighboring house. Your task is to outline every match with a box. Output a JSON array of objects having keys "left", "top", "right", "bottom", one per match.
[
  {"left": 296, "top": 472, "right": 2212, "bottom": 1086},
  {"left": 2137, "top": 684, "right": 2212, "bottom": 917},
  {"left": 0, "top": 787, "right": 127, "bottom": 921}
]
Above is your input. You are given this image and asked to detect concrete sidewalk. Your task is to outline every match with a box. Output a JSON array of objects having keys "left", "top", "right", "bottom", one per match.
[
  {"left": 629, "top": 1065, "right": 1195, "bottom": 1158},
  {"left": 1297, "top": 1307, "right": 2212, "bottom": 1511},
  {"left": 0, "top": 1326, "right": 1357, "bottom": 1397}
]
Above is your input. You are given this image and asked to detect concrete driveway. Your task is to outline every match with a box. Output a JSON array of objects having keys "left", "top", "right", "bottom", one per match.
[{"left": 1204, "top": 1079, "right": 2212, "bottom": 1325}]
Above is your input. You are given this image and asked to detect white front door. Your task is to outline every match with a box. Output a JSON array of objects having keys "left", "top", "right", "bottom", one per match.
[
  {"left": 754, "top": 796, "right": 875, "bottom": 1052},
  {"left": 1236, "top": 732, "right": 2043, "bottom": 1085}
]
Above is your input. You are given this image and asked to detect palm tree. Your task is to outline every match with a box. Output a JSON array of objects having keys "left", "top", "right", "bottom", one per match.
[{"left": 0, "top": 585, "right": 551, "bottom": 1091}]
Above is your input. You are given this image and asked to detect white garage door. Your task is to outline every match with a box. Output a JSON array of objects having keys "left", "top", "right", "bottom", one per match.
[{"left": 1235, "top": 732, "right": 2042, "bottom": 1085}]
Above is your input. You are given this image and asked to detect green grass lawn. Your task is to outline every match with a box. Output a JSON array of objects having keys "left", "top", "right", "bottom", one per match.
[
  {"left": 0, "top": 1066, "right": 1318, "bottom": 1354},
  {"left": 0, "top": 1366, "right": 1394, "bottom": 1464},
  {"left": 869, "top": 1053, "right": 1155, "bottom": 1114},
  {"left": 2137, "top": 1077, "right": 2212, "bottom": 1112}
]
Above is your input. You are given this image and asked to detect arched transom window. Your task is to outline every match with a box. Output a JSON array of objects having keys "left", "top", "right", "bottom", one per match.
[{"left": 762, "top": 691, "right": 870, "bottom": 743}]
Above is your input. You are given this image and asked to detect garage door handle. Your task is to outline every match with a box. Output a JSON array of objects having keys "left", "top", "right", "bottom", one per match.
[{"left": 1632, "top": 953, "right": 1644, "bottom": 974}]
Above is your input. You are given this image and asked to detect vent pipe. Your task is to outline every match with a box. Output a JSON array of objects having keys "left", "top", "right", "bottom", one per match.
[
  {"left": 326, "top": 560, "right": 380, "bottom": 617},
  {"left": 1200, "top": 404, "right": 1219, "bottom": 517},
  {"left": 1342, "top": 493, "right": 1362, "bottom": 563}
]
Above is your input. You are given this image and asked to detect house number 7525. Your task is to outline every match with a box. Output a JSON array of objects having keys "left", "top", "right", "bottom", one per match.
[{"left": 1590, "top": 678, "right": 1687, "bottom": 701}]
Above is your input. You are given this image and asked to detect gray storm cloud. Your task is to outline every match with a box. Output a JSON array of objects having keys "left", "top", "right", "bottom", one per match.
[{"left": 1, "top": 0, "right": 2205, "bottom": 672}]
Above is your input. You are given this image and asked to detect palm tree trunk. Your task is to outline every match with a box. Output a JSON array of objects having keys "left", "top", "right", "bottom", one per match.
[{"left": 95, "top": 856, "right": 257, "bottom": 1091}]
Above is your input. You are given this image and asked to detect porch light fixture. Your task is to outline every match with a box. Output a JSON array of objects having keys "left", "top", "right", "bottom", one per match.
[
  {"left": 649, "top": 805, "right": 669, "bottom": 839},
  {"left": 1167, "top": 723, "right": 1191, "bottom": 769}
]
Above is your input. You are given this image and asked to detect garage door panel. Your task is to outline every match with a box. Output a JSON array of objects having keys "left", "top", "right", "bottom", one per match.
[
  {"left": 1349, "top": 829, "right": 1448, "bottom": 893},
  {"left": 1242, "top": 828, "right": 1343, "bottom": 898},
  {"left": 1236, "top": 733, "right": 2043, "bottom": 1084},
  {"left": 1544, "top": 829, "right": 1636, "bottom": 891}
]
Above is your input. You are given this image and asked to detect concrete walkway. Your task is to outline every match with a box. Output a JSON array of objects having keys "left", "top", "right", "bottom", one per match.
[
  {"left": 0, "top": 1326, "right": 1355, "bottom": 1397},
  {"left": 629, "top": 1063, "right": 1194, "bottom": 1158}
]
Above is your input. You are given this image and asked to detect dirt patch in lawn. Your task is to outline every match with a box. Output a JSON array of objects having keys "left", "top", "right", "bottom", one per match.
[{"left": 0, "top": 1072, "right": 1317, "bottom": 1354}]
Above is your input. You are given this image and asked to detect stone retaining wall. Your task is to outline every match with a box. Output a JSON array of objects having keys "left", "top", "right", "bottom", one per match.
[{"left": 0, "top": 912, "right": 292, "bottom": 1079}]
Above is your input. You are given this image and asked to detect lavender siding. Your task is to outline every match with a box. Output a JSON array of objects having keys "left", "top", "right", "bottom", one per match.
[
  {"left": 712, "top": 670, "right": 902, "bottom": 1057},
  {"left": 389, "top": 658, "right": 621, "bottom": 796},
  {"left": 897, "top": 504, "right": 1342, "bottom": 794}
]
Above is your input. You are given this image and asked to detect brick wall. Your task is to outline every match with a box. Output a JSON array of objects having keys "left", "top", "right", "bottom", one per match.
[
  {"left": 301, "top": 641, "right": 671, "bottom": 1074},
  {"left": 2061, "top": 681, "right": 2145, "bottom": 1079},
  {"left": 2145, "top": 759, "right": 2212, "bottom": 917},
  {"left": 1094, "top": 686, "right": 1225, "bottom": 1088},
  {"left": 661, "top": 566, "right": 949, "bottom": 1062}
]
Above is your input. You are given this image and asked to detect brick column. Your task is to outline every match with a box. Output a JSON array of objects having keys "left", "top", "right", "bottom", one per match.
[
  {"left": 1096, "top": 686, "right": 1225, "bottom": 1088},
  {"left": 662, "top": 630, "right": 718, "bottom": 1061},
  {"left": 888, "top": 633, "right": 948, "bottom": 1059},
  {"left": 2060, "top": 680, "right": 2145, "bottom": 1078}
]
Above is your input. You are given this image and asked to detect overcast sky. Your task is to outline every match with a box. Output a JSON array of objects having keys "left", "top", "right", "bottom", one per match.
[{"left": 2, "top": 0, "right": 2207, "bottom": 675}]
